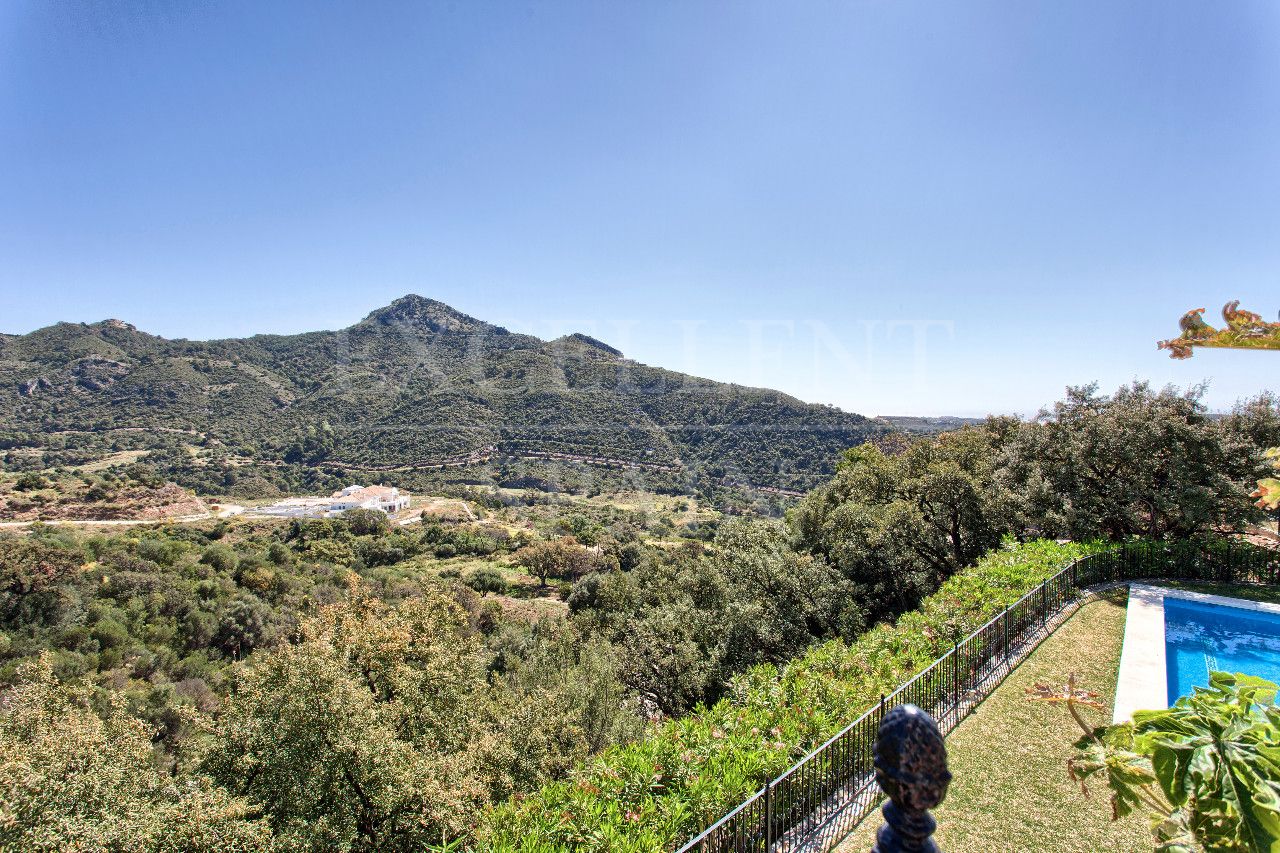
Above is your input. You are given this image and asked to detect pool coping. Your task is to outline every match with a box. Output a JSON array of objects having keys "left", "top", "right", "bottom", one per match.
[{"left": 1112, "top": 584, "right": 1280, "bottom": 723}]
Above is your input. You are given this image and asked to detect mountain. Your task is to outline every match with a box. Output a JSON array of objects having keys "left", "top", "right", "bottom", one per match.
[
  {"left": 877, "top": 415, "right": 986, "bottom": 435},
  {"left": 0, "top": 296, "right": 887, "bottom": 498}
]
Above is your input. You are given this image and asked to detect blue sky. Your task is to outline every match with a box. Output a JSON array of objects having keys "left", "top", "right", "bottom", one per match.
[{"left": 2, "top": 1, "right": 1277, "bottom": 417}]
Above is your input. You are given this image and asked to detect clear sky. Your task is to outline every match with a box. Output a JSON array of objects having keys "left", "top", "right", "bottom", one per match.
[{"left": 2, "top": 1, "right": 1277, "bottom": 417}]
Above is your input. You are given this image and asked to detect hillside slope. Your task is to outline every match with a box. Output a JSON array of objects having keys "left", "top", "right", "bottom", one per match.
[{"left": 0, "top": 296, "right": 886, "bottom": 496}]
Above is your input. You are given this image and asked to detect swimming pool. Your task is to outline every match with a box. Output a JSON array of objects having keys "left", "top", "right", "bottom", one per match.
[
  {"left": 1113, "top": 585, "right": 1280, "bottom": 722},
  {"left": 1164, "top": 596, "right": 1280, "bottom": 705}
]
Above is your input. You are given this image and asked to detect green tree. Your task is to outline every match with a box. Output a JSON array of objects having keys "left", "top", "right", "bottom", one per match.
[
  {"left": 556, "top": 514, "right": 601, "bottom": 546},
  {"left": 14, "top": 472, "right": 47, "bottom": 491},
  {"left": 342, "top": 507, "right": 391, "bottom": 537},
  {"left": 712, "top": 519, "right": 854, "bottom": 666},
  {"left": 512, "top": 537, "right": 602, "bottom": 587},
  {"left": 1000, "top": 382, "right": 1259, "bottom": 540},
  {"left": 485, "top": 623, "right": 642, "bottom": 794},
  {"left": 1219, "top": 391, "right": 1280, "bottom": 450},
  {"left": 203, "top": 587, "right": 499, "bottom": 852},
  {"left": 566, "top": 520, "right": 853, "bottom": 715},
  {"left": 1220, "top": 393, "right": 1280, "bottom": 524},
  {"left": 0, "top": 655, "right": 273, "bottom": 853},
  {"left": 0, "top": 534, "right": 83, "bottom": 622},
  {"left": 200, "top": 542, "right": 239, "bottom": 573},
  {"left": 608, "top": 557, "right": 731, "bottom": 715},
  {"left": 789, "top": 426, "right": 1013, "bottom": 625},
  {"left": 282, "top": 422, "right": 335, "bottom": 465},
  {"left": 465, "top": 566, "right": 509, "bottom": 594}
]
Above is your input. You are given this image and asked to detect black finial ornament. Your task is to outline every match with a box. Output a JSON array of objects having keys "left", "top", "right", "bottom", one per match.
[{"left": 871, "top": 704, "right": 951, "bottom": 853}]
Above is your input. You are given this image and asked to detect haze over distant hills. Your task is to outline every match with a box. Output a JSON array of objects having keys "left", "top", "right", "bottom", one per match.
[
  {"left": 0, "top": 295, "right": 888, "bottom": 496},
  {"left": 877, "top": 415, "right": 986, "bottom": 435}
]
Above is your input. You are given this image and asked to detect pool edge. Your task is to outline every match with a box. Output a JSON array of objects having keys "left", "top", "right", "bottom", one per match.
[
  {"left": 1155, "top": 586, "right": 1280, "bottom": 617},
  {"left": 1112, "top": 584, "right": 1168, "bottom": 724}
]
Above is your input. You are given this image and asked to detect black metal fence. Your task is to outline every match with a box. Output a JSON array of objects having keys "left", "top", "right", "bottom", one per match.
[{"left": 676, "top": 538, "right": 1280, "bottom": 853}]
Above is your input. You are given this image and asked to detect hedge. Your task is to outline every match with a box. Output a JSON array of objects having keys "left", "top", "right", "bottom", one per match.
[{"left": 478, "top": 539, "right": 1101, "bottom": 851}]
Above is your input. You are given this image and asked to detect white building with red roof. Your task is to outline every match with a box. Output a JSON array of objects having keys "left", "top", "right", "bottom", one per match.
[{"left": 328, "top": 485, "right": 410, "bottom": 514}]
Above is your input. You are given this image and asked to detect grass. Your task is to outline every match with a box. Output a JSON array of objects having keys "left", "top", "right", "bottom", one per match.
[
  {"left": 1160, "top": 579, "right": 1280, "bottom": 606},
  {"left": 837, "top": 578, "right": 1280, "bottom": 853},
  {"left": 837, "top": 587, "right": 1151, "bottom": 853}
]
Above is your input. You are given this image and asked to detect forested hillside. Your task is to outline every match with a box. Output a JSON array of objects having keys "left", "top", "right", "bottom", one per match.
[
  {"left": 0, "top": 296, "right": 885, "bottom": 500},
  {"left": 0, "top": 382, "right": 1276, "bottom": 852}
]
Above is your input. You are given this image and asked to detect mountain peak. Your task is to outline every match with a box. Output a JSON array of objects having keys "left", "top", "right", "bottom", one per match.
[
  {"left": 92, "top": 319, "right": 138, "bottom": 332},
  {"left": 553, "top": 332, "right": 623, "bottom": 358},
  {"left": 359, "top": 295, "right": 501, "bottom": 334},
  {"left": 0, "top": 294, "right": 883, "bottom": 495}
]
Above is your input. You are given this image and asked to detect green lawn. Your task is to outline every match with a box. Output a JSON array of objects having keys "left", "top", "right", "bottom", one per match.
[
  {"left": 837, "top": 587, "right": 1151, "bottom": 853},
  {"left": 837, "top": 580, "right": 1280, "bottom": 853},
  {"left": 1160, "top": 579, "right": 1280, "bottom": 606}
]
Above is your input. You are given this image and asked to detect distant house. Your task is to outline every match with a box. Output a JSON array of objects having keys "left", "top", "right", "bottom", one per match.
[{"left": 328, "top": 485, "right": 410, "bottom": 515}]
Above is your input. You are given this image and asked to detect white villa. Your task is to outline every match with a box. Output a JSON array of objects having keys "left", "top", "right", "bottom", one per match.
[{"left": 328, "top": 485, "right": 411, "bottom": 515}]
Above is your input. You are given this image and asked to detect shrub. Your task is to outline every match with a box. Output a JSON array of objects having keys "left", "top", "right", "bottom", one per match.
[
  {"left": 89, "top": 618, "right": 129, "bottom": 651},
  {"left": 202, "top": 592, "right": 495, "bottom": 850},
  {"left": 343, "top": 507, "right": 391, "bottom": 537},
  {"left": 301, "top": 538, "right": 356, "bottom": 566},
  {"left": 357, "top": 536, "right": 409, "bottom": 568},
  {"left": 476, "top": 600, "right": 504, "bottom": 635},
  {"left": 227, "top": 475, "right": 280, "bottom": 500},
  {"left": 0, "top": 655, "right": 274, "bottom": 852},
  {"left": 267, "top": 541, "right": 294, "bottom": 566},
  {"left": 236, "top": 561, "right": 277, "bottom": 594},
  {"left": 466, "top": 568, "right": 508, "bottom": 595},
  {"left": 14, "top": 472, "right": 47, "bottom": 492},
  {"left": 200, "top": 544, "right": 238, "bottom": 574}
]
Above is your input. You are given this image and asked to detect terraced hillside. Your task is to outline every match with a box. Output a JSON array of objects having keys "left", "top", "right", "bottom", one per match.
[{"left": 0, "top": 296, "right": 886, "bottom": 496}]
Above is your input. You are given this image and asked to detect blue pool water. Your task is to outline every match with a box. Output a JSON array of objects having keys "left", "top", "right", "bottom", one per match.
[{"left": 1165, "top": 597, "right": 1280, "bottom": 705}]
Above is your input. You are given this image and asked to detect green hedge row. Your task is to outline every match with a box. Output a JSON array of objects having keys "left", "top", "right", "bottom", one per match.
[{"left": 478, "top": 539, "right": 1101, "bottom": 851}]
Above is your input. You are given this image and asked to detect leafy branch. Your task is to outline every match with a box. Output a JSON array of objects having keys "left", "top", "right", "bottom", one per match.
[
  {"left": 1251, "top": 447, "right": 1280, "bottom": 512},
  {"left": 1028, "top": 675, "right": 1175, "bottom": 824},
  {"left": 1158, "top": 301, "right": 1280, "bottom": 360},
  {"left": 1036, "top": 671, "right": 1280, "bottom": 852}
]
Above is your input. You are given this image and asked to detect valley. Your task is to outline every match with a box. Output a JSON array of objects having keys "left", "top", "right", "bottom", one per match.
[
  {"left": 7, "top": 4, "right": 1278, "bottom": 850},
  {"left": 1, "top": 343, "right": 1277, "bottom": 853}
]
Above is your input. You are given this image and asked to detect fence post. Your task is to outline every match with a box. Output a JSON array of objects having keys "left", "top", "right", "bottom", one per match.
[
  {"left": 764, "top": 779, "right": 773, "bottom": 849},
  {"left": 1002, "top": 609, "right": 1009, "bottom": 665},
  {"left": 952, "top": 641, "right": 960, "bottom": 724},
  {"left": 871, "top": 705, "right": 951, "bottom": 853}
]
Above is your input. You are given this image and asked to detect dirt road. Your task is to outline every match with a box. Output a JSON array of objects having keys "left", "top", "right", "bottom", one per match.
[{"left": 0, "top": 503, "right": 245, "bottom": 530}]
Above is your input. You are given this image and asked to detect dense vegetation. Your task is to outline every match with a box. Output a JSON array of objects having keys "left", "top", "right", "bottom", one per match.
[
  {"left": 1, "top": 654, "right": 276, "bottom": 852},
  {"left": 0, "top": 514, "right": 645, "bottom": 851},
  {"left": 0, "top": 380, "right": 1275, "bottom": 851},
  {"left": 482, "top": 539, "right": 1104, "bottom": 850},
  {"left": 0, "top": 295, "right": 886, "bottom": 501}
]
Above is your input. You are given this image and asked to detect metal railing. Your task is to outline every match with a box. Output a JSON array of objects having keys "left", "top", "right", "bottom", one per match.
[{"left": 677, "top": 538, "right": 1280, "bottom": 853}]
